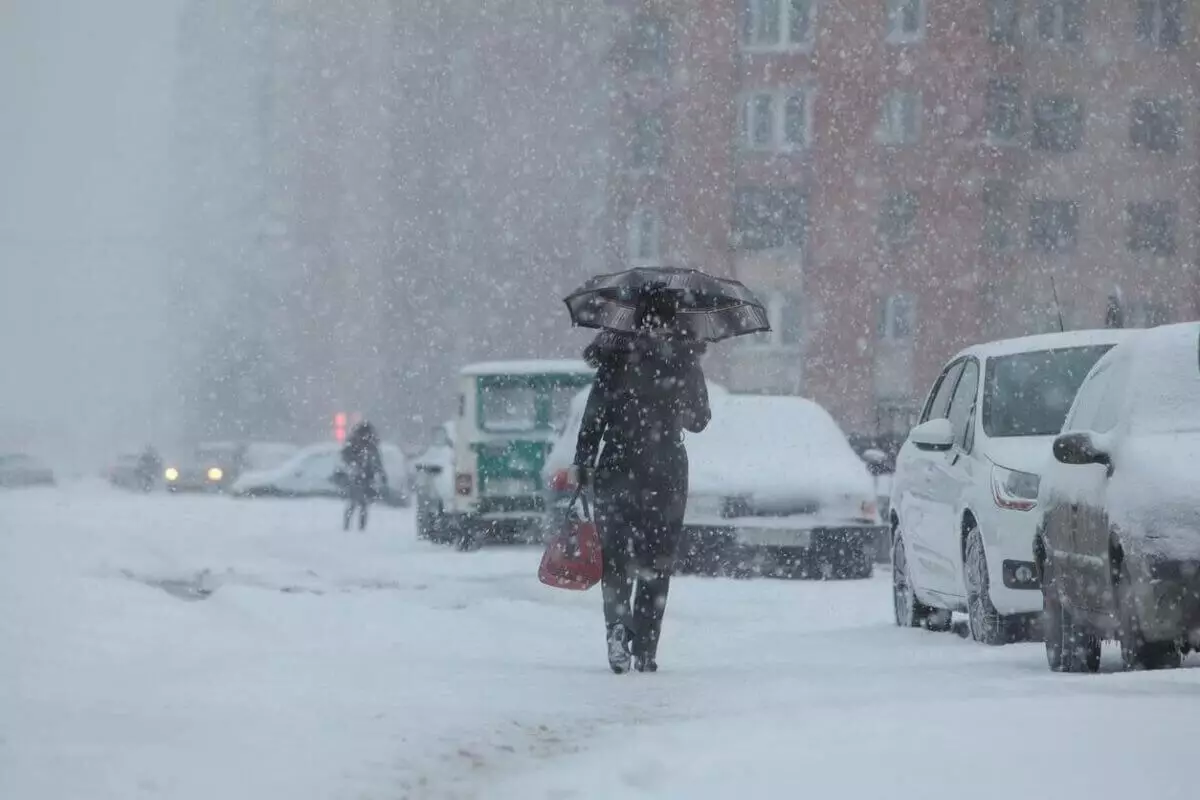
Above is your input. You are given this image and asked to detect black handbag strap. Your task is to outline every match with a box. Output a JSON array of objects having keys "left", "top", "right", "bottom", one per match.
[{"left": 566, "top": 486, "right": 592, "bottom": 522}]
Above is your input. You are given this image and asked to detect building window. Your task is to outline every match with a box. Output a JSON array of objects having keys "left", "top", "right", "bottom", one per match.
[
  {"left": 1037, "top": 0, "right": 1085, "bottom": 42},
  {"left": 886, "top": 0, "right": 925, "bottom": 42},
  {"left": 627, "top": 208, "right": 661, "bottom": 265},
  {"left": 732, "top": 187, "right": 808, "bottom": 251},
  {"left": 878, "top": 90, "right": 921, "bottom": 145},
  {"left": 879, "top": 191, "right": 919, "bottom": 244},
  {"left": 878, "top": 293, "right": 916, "bottom": 341},
  {"left": 750, "top": 292, "right": 805, "bottom": 347},
  {"left": 1128, "top": 201, "right": 1177, "bottom": 256},
  {"left": 739, "top": 89, "right": 813, "bottom": 151},
  {"left": 1131, "top": 98, "right": 1182, "bottom": 154},
  {"left": 630, "top": 112, "right": 665, "bottom": 170},
  {"left": 1135, "top": 0, "right": 1182, "bottom": 46},
  {"left": 987, "top": 0, "right": 1019, "bottom": 43},
  {"left": 629, "top": 14, "right": 669, "bottom": 73},
  {"left": 1032, "top": 95, "right": 1083, "bottom": 152},
  {"left": 985, "top": 77, "right": 1021, "bottom": 142},
  {"left": 742, "top": 0, "right": 816, "bottom": 50},
  {"left": 983, "top": 180, "right": 1017, "bottom": 252},
  {"left": 1028, "top": 199, "right": 1079, "bottom": 253}
]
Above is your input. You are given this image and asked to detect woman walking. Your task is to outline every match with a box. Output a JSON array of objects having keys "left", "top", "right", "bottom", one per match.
[
  {"left": 341, "top": 421, "right": 387, "bottom": 531},
  {"left": 572, "top": 286, "right": 711, "bottom": 673}
]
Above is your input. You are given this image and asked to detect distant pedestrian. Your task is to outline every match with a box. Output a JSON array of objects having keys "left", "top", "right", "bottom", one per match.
[
  {"left": 573, "top": 285, "right": 711, "bottom": 673},
  {"left": 340, "top": 421, "right": 387, "bottom": 531}
]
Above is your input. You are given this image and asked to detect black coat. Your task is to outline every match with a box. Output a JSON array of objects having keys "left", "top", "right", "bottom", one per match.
[{"left": 574, "top": 331, "right": 710, "bottom": 490}]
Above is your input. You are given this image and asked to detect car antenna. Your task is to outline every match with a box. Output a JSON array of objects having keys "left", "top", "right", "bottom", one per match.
[{"left": 1050, "top": 276, "right": 1066, "bottom": 333}]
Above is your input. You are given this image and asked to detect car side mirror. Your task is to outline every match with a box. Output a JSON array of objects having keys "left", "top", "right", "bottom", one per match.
[
  {"left": 1053, "top": 432, "right": 1112, "bottom": 472},
  {"left": 909, "top": 418, "right": 954, "bottom": 452}
]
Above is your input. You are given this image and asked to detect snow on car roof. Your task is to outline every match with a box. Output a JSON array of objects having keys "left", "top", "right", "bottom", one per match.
[
  {"left": 957, "top": 329, "right": 1141, "bottom": 360},
  {"left": 460, "top": 359, "right": 594, "bottom": 377}
]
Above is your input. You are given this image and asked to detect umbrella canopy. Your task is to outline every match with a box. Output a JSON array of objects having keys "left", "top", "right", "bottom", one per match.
[{"left": 563, "top": 267, "right": 770, "bottom": 342}]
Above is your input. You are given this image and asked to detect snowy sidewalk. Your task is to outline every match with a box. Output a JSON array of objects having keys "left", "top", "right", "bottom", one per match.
[{"left": 2, "top": 484, "right": 1197, "bottom": 800}]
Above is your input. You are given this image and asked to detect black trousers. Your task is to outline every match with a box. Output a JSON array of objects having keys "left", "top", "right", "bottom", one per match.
[{"left": 594, "top": 453, "right": 687, "bottom": 661}]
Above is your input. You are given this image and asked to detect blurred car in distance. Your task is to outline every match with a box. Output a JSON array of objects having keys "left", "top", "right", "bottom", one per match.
[
  {"left": 232, "top": 442, "right": 409, "bottom": 506},
  {"left": 0, "top": 453, "right": 56, "bottom": 488}
]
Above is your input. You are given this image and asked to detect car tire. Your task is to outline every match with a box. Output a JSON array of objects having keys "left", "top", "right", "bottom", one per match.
[
  {"left": 893, "top": 532, "right": 951, "bottom": 630},
  {"left": 965, "top": 527, "right": 1015, "bottom": 646},
  {"left": 1116, "top": 559, "right": 1182, "bottom": 671},
  {"left": 1042, "top": 557, "right": 1100, "bottom": 673}
]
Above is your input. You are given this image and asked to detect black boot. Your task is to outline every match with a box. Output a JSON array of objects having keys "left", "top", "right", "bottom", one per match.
[
  {"left": 606, "top": 624, "right": 631, "bottom": 674},
  {"left": 634, "top": 656, "right": 658, "bottom": 673}
]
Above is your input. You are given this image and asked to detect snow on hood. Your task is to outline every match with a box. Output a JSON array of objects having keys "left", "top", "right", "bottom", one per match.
[
  {"left": 1109, "top": 433, "right": 1200, "bottom": 561},
  {"left": 981, "top": 435, "right": 1057, "bottom": 476},
  {"left": 687, "top": 395, "right": 874, "bottom": 506}
]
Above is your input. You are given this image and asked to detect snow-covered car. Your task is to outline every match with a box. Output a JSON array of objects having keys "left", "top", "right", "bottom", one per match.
[
  {"left": 0, "top": 453, "right": 56, "bottom": 488},
  {"left": 541, "top": 380, "right": 729, "bottom": 534},
  {"left": 1036, "top": 323, "right": 1200, "bottom": 672},
  {"left": 232, "top": 442, "right": 409, "bottom": 506},
  {"left": 890, "top": 329, "right": 1139, "bottom": 644},
  {"left": 543, "top": 387, "right": 883, "bottom": 579},
  {"left": 412, "top": 421, "right": 456, "bottom": 540}
]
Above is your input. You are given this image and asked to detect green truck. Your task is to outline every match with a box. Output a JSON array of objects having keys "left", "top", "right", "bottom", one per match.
[{"left": 415, "top": 360, "right": 594, "bottom": 548}]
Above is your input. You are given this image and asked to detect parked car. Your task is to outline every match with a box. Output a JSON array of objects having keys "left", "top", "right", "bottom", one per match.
[
  {"left": 107, "top": 453, "right": 150, "bottom": 491},
  {"left": 0, "top": 453, "right": 55, "bottom": 488},
  {"left": 417, "top": 360, "right": 595, "bottom": 547},
  {"left": 890, "top": 329, "right": 1139, "bottom": 643},
  {"left": 232, "top": 442, "right": 409, "bottom": 506},
  {"left": 1036, "top": 322, "right": 1200, "bottom": 672},
  {"left": 164, "top": 442, "right": 248, "bottom": 493},
  {"left": 543, "top": 387, "right": 883, "bottom": 579},
  {"left": 412, "top": 421, "right": 456, "bottom": 540}
]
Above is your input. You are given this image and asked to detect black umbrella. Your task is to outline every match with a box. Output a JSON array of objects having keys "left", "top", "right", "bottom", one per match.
[{"left": 563, "top": 267, "right": 770, "bottom": 342}]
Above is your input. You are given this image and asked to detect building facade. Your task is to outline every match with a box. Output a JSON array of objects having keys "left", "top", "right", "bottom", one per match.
[{"left": 605, "top": 0, "right": 1200, "bottom": 438}]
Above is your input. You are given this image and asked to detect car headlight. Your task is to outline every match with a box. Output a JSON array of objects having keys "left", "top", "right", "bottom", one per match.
[
  {"left": 164, "top": 467, "right": 179, "bottom": 481},
  {"left": 207, "top": 467, "right": 224, "bottom": 482},
  {"left": 992, "top": 464, "right": 1039, "bottom": 511}
]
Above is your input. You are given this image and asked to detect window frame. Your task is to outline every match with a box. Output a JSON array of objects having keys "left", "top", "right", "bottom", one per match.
[
  {"left": 1036, "top": 0, "right": 1086, "bottom": 44},
  {"left": 629, "top": 111, "right": 666, "bottom": 171},
  {"left": 946, "top": 358, "right": 981, "bottom": 451},
  {"left": 627, "top": 207, "right": 662, "bottom": 266},
  {"left": 886, "top": 0, "right": 926, "bottom": 43},
  {"left": 879, "top": 191, "right": 920, "bottom": 245},
  {"left": 1130, "top": 97, "right": 1183, "bottom": 154},
  {"left": 1032, "top": 94, "right": 1084, "bottom": 153},
  {"left": 739, "top": 88, "right": 814, "bottom": 152},
  {"left": 732, "top": 186, "right": 809, "bottom": 252},
  {"left": 921, "top": 360, "right": 965, "bottom": 423},
  {"left": 878, "top": 90, "right": 922, "bottom": 145},
  {"left": 741, "top": 0, "right": 818, "bottom": 52},
  {"left": 1028, "top": 199, "right": 1080, "bottom": 253},
  {"left": 984, "top": 76, "right": 1022, "bottom": 144},
  {"left": 1135, "top": 0, "right": 1183, "bottom": 47},
  {"left": 1126, "top": 200, "right": 1178, "bottom": 257}
]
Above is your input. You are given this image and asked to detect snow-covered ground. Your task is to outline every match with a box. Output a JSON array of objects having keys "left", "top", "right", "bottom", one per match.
[{"left": 2, "top": 483, "right": 1197, "bottom": 800}]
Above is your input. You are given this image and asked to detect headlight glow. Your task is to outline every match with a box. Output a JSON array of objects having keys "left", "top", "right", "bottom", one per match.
[
  {"left": 207, "top": 467, "right": 224, "bottom": 482},
  {"left": 164, "top": 467, "right": 179, "bottom": 482},
  {"left": 992, "top": 464, "right": 1039, "bottom": 511}
]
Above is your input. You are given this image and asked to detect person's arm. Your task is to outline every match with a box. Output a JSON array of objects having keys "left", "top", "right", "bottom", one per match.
[
  {"left": 574, "top": 360, "right": 616, "bottom": 468},
  {"left": 680, "top": 362, "right": 711, "bottom": 433}
]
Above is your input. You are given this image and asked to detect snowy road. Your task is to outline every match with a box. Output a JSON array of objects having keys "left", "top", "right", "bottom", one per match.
[{"left": 2, "top": 484, "right": 1197, "bottom": 800}]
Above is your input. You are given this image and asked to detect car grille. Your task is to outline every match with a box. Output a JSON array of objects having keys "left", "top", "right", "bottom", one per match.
[{"left": 477, "top": 496, "right": 544, "bottom": 515}]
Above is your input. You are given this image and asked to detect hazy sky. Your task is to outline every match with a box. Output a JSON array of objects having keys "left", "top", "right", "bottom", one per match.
[{"left": 0, "top": 0, "right": 181, "bottom": 463}]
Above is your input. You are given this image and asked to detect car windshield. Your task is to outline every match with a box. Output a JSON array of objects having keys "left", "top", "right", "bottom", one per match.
[{"left": 982, "top": 345, "right": 1113, "bottom": 438}]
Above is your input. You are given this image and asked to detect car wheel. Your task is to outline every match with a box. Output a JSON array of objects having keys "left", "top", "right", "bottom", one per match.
[
  {"left": 965, "top": 527, "right": 1009, "bottom": 646},
  {"left": 1116, "top": 559, "right": 1181, "bottom": 671},
  {"left": 893, "top": 532, "right": 951, "bottom": 630},
  {"left": 1042, "top": 556, "right": 1100, "bottom": 673}
]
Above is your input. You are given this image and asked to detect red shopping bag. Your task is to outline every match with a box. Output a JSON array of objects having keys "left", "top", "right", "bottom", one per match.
[{"left": 538, "top": 489, "right": 602, "bottom": 590}]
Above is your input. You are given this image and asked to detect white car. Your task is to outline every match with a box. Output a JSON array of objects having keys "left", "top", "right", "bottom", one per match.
[
  {"left": 890, "top": 329, "right": 1139, "bottom": 643},
  {"left": 543, "top": 386, "right": 883, "bottom": 579},
  {"left": 412, "top": 421, "right": 456, "bottom": 540},
  {"left": 232, "top": 442, "right": 409, "bottom": 506}
]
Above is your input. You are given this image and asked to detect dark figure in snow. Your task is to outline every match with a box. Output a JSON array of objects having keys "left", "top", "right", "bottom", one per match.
[
  {"left": 573, "top": 286, "right": 711, "bottom": 673},
  {"left": 341, "top": 421, "right": 387, "bottom": 531},
  {"left": 136, "top": 445, "right": 162, "bottom": 492}
]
